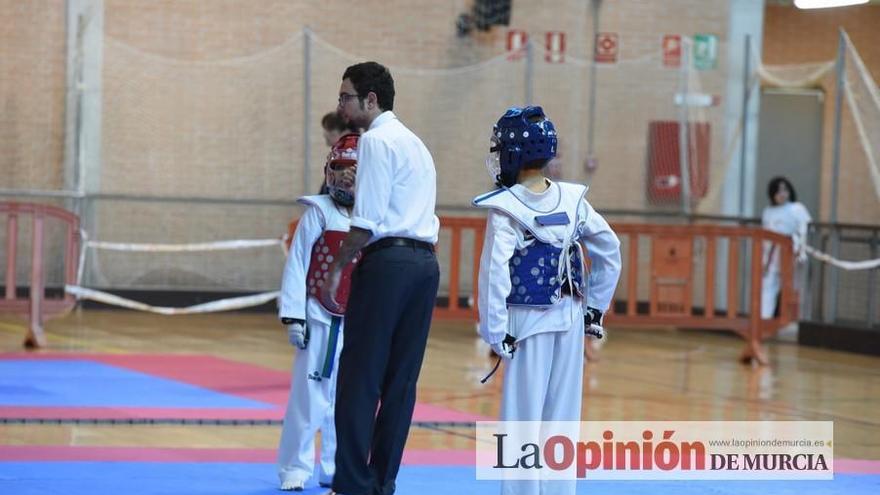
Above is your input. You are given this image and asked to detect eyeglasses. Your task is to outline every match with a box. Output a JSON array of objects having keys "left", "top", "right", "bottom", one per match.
[{"left": 338, "top": 93, "right": 360, "bottom": 105}]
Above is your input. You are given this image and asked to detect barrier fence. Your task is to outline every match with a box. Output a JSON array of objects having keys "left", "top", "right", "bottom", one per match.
[
  {"left": 609, "top": 224, "right": 795, "bottom": 365},
  {"left": 430, "top": 218, "right": 797, "bottom": 364},
  {"left": 0, "top": 203, "right": 825, "bottom": 364},
  {"left": 0, "top": 202, "right": 80, "bottom": 347}
]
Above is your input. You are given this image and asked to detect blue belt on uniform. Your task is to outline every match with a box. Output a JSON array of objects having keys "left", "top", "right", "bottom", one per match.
[{"left": 361, "top": 236, "right": 434, "bottom": 256}]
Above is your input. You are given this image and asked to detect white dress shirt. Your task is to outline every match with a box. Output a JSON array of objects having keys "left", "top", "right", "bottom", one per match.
[
  {"left": 350, "top": 111, "right": 440, "bottom": 244},
  {"left": 477, "top": 182, "right": 621, "bottom": 344}
]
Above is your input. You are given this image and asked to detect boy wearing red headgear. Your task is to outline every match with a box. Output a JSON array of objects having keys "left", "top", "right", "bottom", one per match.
[{"left": 277, "top": 133, "right": 360, "bottom": 491}]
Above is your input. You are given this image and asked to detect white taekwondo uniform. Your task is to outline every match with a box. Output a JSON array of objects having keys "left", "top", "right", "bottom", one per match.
[
  {"left": 277, "top": 194, "right": 358, "bottom": 488},
  {"left": 474, "top": 180, "right": 621, "bottom": 495}
]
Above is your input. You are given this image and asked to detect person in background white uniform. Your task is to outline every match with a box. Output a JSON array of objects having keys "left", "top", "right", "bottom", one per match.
[
  {"left": 474, "top": 106, "right": 622, "bottom": 495},
  {"left": 760, "top": 176, "right": 811, "bottom": 319},
  {"left": 277, "top": 134, "right": 361, "bottom": 491}
]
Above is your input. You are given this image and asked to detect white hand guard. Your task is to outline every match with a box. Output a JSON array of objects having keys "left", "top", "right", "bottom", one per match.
[
  {"left": 490, "top": 334, "right": 517, "bottom": 361},
  {"left": 584, "top": 306, "right": 605, "bottom": 340},
  {"left": 287, "top": 321, "right": 308, "bottom": 349}
]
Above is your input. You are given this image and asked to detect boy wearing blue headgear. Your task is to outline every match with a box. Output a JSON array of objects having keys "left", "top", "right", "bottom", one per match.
[{"left": 474, "top": 106, "right": 621, "bottom": 495}]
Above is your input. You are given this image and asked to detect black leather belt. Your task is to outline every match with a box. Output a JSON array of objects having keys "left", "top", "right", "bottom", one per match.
[{"left": 361, "top": 237, "right": 435, "bottom": 256}]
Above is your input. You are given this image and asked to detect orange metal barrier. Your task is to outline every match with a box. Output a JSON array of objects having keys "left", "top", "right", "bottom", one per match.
[
  {"left": 290, "top": 216, "right": 797, "bottom": 362},
  {"left": 609, "top": 224, "right": 796, "bottom": 364},
  {"left": 433, "top": 217, "right": 484, "bottom": 321},
  {"left": 434, "top": 218, "right": 797, "bottom": 364},
  {"left": 287, "top": 217, "right": 487, "bottom": 321},
  {"left": 0, "top": 205, "right": 796, "bottom": 361},
  {"left": 1, "top": 202, "right": 80, "bottom": 348}
]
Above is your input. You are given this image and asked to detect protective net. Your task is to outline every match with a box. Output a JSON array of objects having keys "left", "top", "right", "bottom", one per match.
[
  {"left": 756, "top": 33, "right": 880, "bottom": 327},
  {"left": 3, "top": 15, "right": 877, "bottom": 318},
  {"left": 85, "top": 32, "right": 306, "bottom": 292},
  {"left": 311, "top": 32, "right": 526, "bottom": 205},
  {"left": 553, "top": 37, "right": 727, "bottom": 215},
  {"left": 755, "top": 32, "right": 880, "bottom": 222},
  {"left": 65, "top": 27, "right": 733, "bottom": 302},
  {"left": 841, "top": 31, "right": 880, "bottom": 209}
]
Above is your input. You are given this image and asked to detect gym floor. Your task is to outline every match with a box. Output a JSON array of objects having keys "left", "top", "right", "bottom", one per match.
[{"left": 0, "top": 310, "right": 878, "bottom": 493}]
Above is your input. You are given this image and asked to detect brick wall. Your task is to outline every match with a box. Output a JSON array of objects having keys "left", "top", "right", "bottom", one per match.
[
  {"left": 0, "top": 0, "right": 66, "bottom": 191},
  {"left": 0, "top": 1, "right": 770, "bottom": 292},
  {"left": 1, "top": 0, "right": 729, "bottom": 208}
]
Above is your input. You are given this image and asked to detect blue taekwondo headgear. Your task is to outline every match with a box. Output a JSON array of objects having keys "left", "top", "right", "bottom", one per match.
[{"left": 485, "top": 106, "right": 558, "bottom": 188}]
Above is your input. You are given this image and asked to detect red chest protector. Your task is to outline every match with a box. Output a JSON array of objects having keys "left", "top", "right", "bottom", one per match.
[{"left": 306, "top": 230, "right": 360, "bottom": 315}]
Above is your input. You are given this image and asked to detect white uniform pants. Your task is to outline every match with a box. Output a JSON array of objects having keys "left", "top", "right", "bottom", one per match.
[
  {"left": 500, "top": 310, "right": 585, "bottom": 495},
  {"left": 277, "top": 316, "right": 344, "bottom": 486},
  {"left": 761, "top": 270, "right": 781, "bottom": 319}
]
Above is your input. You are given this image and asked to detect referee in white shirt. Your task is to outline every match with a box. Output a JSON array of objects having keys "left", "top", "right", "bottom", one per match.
[{"left": 321, "top": 62, "right": 440, "bottom": 495}]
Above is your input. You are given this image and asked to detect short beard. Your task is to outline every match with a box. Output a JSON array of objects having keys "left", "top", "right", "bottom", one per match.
[{"left": 345, "top": 100, "right": 370, "bottom": 129}]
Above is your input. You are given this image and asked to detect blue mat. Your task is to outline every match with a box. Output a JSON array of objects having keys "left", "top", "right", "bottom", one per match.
[
  {"left": 0, "top": 360, "right": 272, "bottom": 409},
  {"left": 0, "top": 463, "right": 877, "bottom": 495}
]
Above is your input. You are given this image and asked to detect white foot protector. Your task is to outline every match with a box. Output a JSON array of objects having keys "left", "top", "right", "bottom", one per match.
[{"left": 280, "top": 479, "right": 305, "bottom": 491}]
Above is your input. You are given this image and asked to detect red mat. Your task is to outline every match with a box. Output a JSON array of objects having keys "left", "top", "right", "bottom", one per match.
[{"left": 0, "top": 352, "right": 490, "bottom": 422}]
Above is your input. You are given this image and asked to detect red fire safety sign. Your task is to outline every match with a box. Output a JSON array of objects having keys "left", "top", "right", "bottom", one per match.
[
  {"left": 507, "top": 30, "right": 528, "bottom": 60},
  {"left": 594, "top": 32, "right": 618, "bottom": 64},
  {"left": 545, "top": 31, "right": 565, "bottom": 63},
  {"left": 662, "top": 34, "right": 682, "bottom": 68}
]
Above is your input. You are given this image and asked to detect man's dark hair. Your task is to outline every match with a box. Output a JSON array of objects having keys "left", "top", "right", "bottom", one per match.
[
  {"left": 343, "top": 62, "right": 395, "bottom": 111},
  {"left": 767, "top": 176, "right": 797, "bottom": 204},
  {"left": 321, "top": 111, "right": 357, "bottom": 133}
]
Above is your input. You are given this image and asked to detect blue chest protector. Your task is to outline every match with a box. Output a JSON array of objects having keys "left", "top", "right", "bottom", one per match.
[
  {"left": 507, "top": 240, "right": 584, "bottom": 306},
  {"left": 474, "top": 182, "right": 589, "bottom": 308}
]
